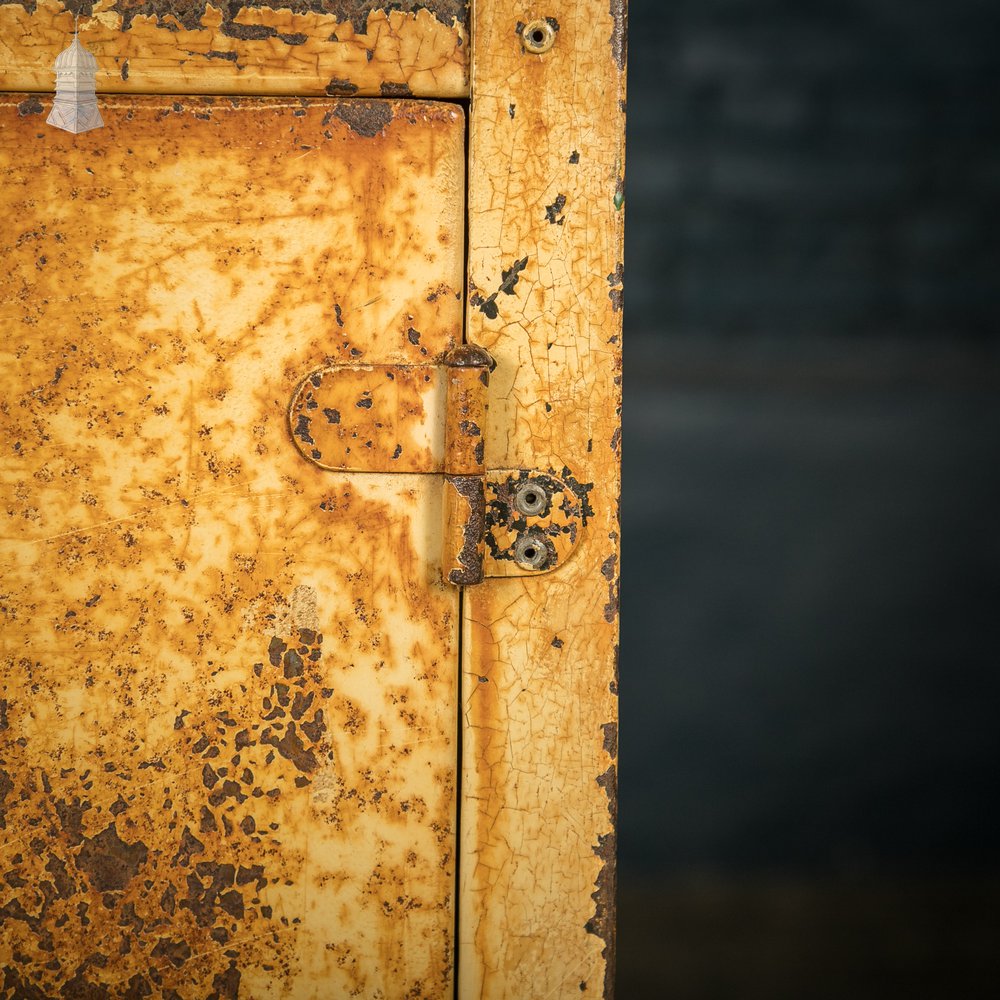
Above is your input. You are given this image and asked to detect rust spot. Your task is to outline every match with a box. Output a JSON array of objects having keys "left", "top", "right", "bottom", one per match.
[
  {"left": 560, "top": 466, "right": 595, "bottom": 525},
  {"left": 586, "top": 765, "right": 617, "bottom": 1000},
  {"left": 54, "top": 796, "right": 88, "bottom": 846},
  {"left": 209, "top": 961, "right": 241, "bottom": 1000},
  {"left": 261, "top": 721, "right": 318, "bottom": 773},
  {"left": 380, "top": 81, "right": 413, "bottom": 97},
  {"left": 607, "top": 263, "right": 624, "bottom": 312},
  {"left": 609, "top": 0, "right": 627, "bottom": 71},
  {"left": 75, "top": 824, "right": 148, "bottom": 893},
  {"left": 545, "top": 193, "right": 567, "bottom": 225},
  {"left": 151, "top": 936, "right": 192, "bottom": 969},
  {"left": 483, "top": 469, "right": 586, "bottom": 575},
  {"left": 601, "top": 721, "right": 618, "bottom": 759},
  {"left": 16, "top": 96, "right": 43, "bottom": 117},
  {"left": 600, "top": 554, "right": 619, "bottom": 623},
  {"left": 470, "top": 256, "right": 528, "bottom": 319},
  {"left": 45, "top": 1, "right": 472, "bottom": 37},
  {"left": 171, "top": 826, "right": 204, "bottom": 868},
  {"left": 332, "top": 100, "right": 394, "bottom": 137},
  {"left": 326, "top": 77, "right": 359, "bottom": 96},
  {"left": 3, "top": 966, "right": 55, "bottom": 998},
  {"left": 447, "top": 476, "right": 485, "bottom": 585}
]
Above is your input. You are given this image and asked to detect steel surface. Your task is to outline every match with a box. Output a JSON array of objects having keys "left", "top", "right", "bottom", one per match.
[{"left": 0, "top": 94, "right": 465, "bottom": 998}]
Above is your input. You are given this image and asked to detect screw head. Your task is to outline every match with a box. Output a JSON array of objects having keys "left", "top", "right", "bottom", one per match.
[
  {"left": 521, "top": 19, "right": 557, "bottom": 55},
  {"left": 513, "top": 532, "right": 551, "bottom": 570},
  {"left": 513, "top": 480, "right": 550, "bottom": 517}
]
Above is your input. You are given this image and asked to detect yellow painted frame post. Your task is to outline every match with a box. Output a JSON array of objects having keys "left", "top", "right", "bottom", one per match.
[{"left": 462, "top": 1, "right": 626, "bottom": 997}]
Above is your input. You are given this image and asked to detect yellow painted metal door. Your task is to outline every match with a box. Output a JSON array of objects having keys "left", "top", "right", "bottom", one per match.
[{"left": 0, "top": 95, "right": 464, "bottom": 998}]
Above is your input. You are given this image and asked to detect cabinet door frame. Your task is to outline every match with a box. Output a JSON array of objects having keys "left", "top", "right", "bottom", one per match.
[
  {"left": 0, "top": 1, "right": 625, "bottom": 995},
  {"left": 460, "top": 3, "right": 624, "bottom": 997}
]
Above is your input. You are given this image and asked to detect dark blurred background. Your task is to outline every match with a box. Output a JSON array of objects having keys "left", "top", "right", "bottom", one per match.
[{"left": 618, "top": 1, "right": 1000, "bottom": 996}]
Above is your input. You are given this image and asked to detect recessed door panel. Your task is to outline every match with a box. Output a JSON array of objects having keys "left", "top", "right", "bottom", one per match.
[{"left": 0, "top": 96, "right": 464, "bottom": 998}]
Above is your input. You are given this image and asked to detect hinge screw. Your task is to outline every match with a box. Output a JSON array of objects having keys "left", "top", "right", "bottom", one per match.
[
  {"left": 520, "top": 19, "right": 558, "bottom": 55},
  {"left": 513, "top": 531, "right": 552, "bottom": 570},
  {"left": 514, "top": 480, "right": 550, "bottom": 517}
]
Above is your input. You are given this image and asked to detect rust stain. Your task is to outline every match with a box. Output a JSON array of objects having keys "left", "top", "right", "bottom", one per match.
[
  {"left": 0, "top": 1, "right": 469, "bottom": 97},
  {"left": 586, "top": 760, "right": 618, "bottom": 1000},
  {"left": 608, "top": 0, "right": 628, "bottom": 71},
  {"left": 332, "top": 99, "right": 394, "bottom": 137},
  {"left": 607, "top": 262, "right": 624, "bottom": 312},
  {"left": 443, "top": 475, "right": 485, "bottom": 585},
  {"left": 15, "top": 95, "right": 42, "bottom": 115},
  {"left": 0, "top": 94, "right": 464, "bottom": 996},
  {"left": 601, "top": 553, "right": 619, "bottom": 623},
  {"left": 440, "top": 345, "right": 491, "bottom": 586},
  {"left": 460, "top": 0, "right": 625, "bottom": 996}
]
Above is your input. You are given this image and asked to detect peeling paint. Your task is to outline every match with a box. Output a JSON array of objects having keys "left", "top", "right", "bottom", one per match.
[
  {"left": 607, "top": 263, "right": 624, "bottom": 312},
  {"left": 15, "top": 95, "right": 42, "bottom": 115},
  {"left": 4, "top": 0, "right": 469, "bottom": 34},
  {"left": 445, "top": 476, "right": 486, "bottom": 585},
  {"left": 545, "top": 192, "right": 567, "bottom": 225},
  {"left": 608, "top": 0, "right": 627, "bottom": 71},
  {"left": 333, "top": 99, "right": 394, "bottom": 136},
  {"left": 0, "top": 1, "right": 470, "bottom": 97},
  {"left": 586, "top": 764, "right": 618, "bottom": 1000},
  {"left": 601, "top": 553, "right": 620, "bottom": 623}
]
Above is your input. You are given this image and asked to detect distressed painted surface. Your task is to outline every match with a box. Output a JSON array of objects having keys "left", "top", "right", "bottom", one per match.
[
  {"left": 0, "top": 1, "right": 468, "bottom": 97},
  {"left": 0, "top": 95, "right": 464, "bottom": 997},
  {"left": 461, "top": 1, "right": 625, "bottom": 997},
  {"left": 482, "top": 469, "right": 584, "bottom": 578},
  {"left": 440, "top": 346, "right": 490, "bottom": 586}
]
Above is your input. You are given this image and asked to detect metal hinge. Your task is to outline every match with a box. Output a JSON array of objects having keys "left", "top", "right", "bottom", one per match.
[{"left": 287, "top": 346, "right": 585, "bottom": 586}]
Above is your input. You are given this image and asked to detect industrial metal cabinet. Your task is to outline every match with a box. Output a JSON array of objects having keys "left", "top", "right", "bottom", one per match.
[{"left": 0, "top": 3, "right": 624, "bottom": 997}]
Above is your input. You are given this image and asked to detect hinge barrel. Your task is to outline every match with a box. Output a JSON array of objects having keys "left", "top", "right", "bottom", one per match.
[{"left": 441, "top": 345, "right": 493, "bottom": 586}]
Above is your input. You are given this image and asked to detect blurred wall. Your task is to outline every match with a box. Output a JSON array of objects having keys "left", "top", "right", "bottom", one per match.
[
  {"left": 619, "top": 2, "right": 1000, "bottom": 995},
  {"left": 626, "top": 0, "right": 999, "bottom": 343}
]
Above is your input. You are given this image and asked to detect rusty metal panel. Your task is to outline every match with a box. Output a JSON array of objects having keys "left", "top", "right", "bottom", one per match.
[
  {"left": 0, "top": 95, "right": 464, "bottom": 997},
  {"left": 0, "top": 1, "right": 468, "bottom": 98},
  {"left": 460, "top": 1, "right": 625, "bottom": 997}
]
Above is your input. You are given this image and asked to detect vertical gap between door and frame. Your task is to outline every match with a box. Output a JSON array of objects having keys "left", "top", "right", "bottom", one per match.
[{"left": 453, "top": 92, "right": 472, "bottom": 1000}]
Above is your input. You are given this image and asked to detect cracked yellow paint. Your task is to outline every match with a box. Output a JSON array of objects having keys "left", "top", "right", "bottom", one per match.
[
  {"left": 0, "top": 95, "right": 464, "bottom": 997},
  {"left": 460, "top": 1, "right": 625, "bottom": 997},
  {"left": 0, "top": 1, "right": 468, "bottom": 97}
]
